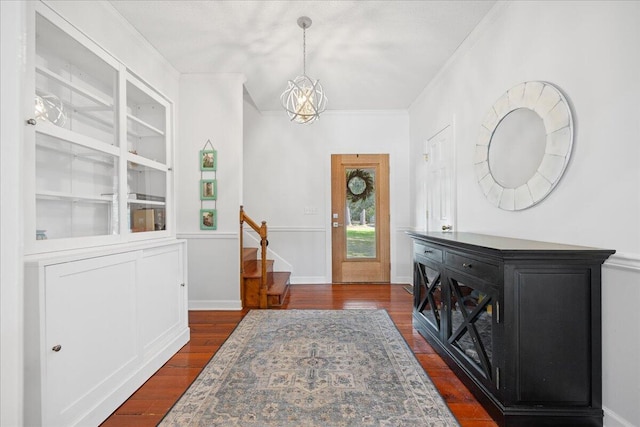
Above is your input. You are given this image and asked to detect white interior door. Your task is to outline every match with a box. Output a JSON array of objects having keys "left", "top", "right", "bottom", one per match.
[{"left": 425, "top": 125, "right": 456, "bottom": 232}]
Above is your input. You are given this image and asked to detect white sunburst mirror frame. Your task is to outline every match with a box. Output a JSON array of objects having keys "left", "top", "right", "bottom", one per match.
[{"left": 475, "top": 81, "right": 574, "bottom": 211}]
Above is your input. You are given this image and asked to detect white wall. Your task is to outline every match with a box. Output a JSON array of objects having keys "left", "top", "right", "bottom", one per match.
[
  {"left": 408, "top": 2, "right": 640, "bottom": 425},
  {"left": 243, "top": 107, "right": 412, "bottom": 284},
  {"left": 177, "top": 74, "right": 245, "bottom": 309}
]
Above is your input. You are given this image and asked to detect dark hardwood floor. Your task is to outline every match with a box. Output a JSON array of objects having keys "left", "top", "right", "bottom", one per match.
[{"left": 101, "top": 284, "right": 496, "bottom": 426}]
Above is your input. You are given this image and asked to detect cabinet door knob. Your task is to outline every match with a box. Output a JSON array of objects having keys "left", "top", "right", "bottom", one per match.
[
  {"left": 180, "top": 283, "right": 185, "bottom": 287},
  {"left": 424, "top": 250, "right": 433, "bottom": 254},
  {"left": 26, "top": 118, "right": 37, "bottom": 126},
  {"left": 442, "top": 225, "right": 452, "bottom": 231},
  {"left": 52, "top": 345, "right": 62, "bottom": 352},
  {"left": 463, "top": 263, "right": 472, "bottom": 268}
]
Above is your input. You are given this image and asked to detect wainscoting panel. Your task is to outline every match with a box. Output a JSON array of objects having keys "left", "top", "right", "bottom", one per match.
[{"left": 178, "top": 233, "right": 241, "bottom": 310}]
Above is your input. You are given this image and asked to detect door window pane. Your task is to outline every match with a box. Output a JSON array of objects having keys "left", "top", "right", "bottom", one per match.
[{"left": 345, "top": 168, "right": 376, "bottom": 259}]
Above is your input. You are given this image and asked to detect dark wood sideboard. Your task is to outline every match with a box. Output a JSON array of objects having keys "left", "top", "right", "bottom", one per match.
[{"left": 407, "top": 231, "right": 614, "bottom": 427}]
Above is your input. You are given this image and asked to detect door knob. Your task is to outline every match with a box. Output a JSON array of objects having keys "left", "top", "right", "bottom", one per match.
[
  {"left": 332, "top": 222, "right": 343, "bottom": 228},
  {"left": 442, "top": 225, "right": 452, "bottom": 231}
]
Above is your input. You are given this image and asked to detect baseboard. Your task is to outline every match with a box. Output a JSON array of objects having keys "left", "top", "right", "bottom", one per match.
[
  {"left": 604, "top": 406, "right": 636, "bottom": 427},
  {"left": 290, "top": 276, "right": 327, "bottom": 284},
  {"left": 189, "top": 300, "right": 242, "bottom": 310},
  {"left": 394, "top": 276, "right": 412, "bottom": 284}
]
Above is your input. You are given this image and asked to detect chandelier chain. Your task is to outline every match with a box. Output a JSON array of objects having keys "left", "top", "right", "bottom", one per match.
[{"left": 302, "top": 27, "right": 306, "bottom": 76}]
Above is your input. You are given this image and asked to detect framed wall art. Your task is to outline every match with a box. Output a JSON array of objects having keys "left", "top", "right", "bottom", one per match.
[
  {"left": 200, "top": 179, "right": 217, "bottom": 200},
  {"left": 200, "top": 149, "right": 217, "bottom": 171},
  {"left": 200, "top": 209, "right": 217, "bottom": 230}
]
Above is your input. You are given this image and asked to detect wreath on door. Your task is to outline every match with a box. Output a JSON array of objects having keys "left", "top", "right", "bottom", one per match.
[{"left": 346, "top": 169, "right": 374, "bottom": 203}]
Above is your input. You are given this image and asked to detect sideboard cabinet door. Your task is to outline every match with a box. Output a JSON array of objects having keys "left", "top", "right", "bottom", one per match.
[
  {"left": 505, "top": 265, "right": 596, "bottom": 407},
  {"left": 413, "top": 259, "right": 445, "bottom": 339}
]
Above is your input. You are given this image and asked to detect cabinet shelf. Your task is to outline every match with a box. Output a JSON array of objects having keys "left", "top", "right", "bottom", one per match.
[
  {"left": 128, "top": 199, "right": 165, "bottom": 206},
  {"left": 127, "top": 154, "right": 168, "bottom": 172},
  {"left": 127, "top": 114, "right": 165, "bottom": 137},
  {"left": 36, "top": 65, "right": 113, "bottom": 109},
  {"left": 36, "top": 141, "right": 116, "bottom": 167},
  {"left": 36, "top": 121, "right": 119, "bottom": 157},
  {"left": 36, "top": 190, "right": 115, "bottom": 203},
  {"left": 62, "top": 106, "right": 141, "bottom": 140}
]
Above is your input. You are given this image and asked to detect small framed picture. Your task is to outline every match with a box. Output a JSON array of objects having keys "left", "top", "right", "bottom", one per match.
[
  {"left": 200, "top": 179, "right": 217, "bottom": 200},
  {"left": 200, "top": 149, "right": 217, "bottom": 171},
  {"left": 200, "top": 209, "right": 217, "bottom": 230}
]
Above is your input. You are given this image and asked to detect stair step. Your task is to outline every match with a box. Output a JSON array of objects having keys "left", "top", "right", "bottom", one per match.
[
  {"left": 267, "top": 272, "right": 291, "bottom": 307},
  {"left": 243, "top": 259, "right": 273, "bottom": 279},
  {"left": 267, "top": 272, "right": 291, "bottom": 296},
  {"left": 242, "top": 247, "right": 258, "bottom": 263}
]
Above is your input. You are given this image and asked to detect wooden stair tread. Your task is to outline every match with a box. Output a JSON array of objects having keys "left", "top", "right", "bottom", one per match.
[
  {"left": 243, "top": 259, "right": 273, "bottom": 279},
  {"left": 242, "top": 247, "right": 258, "bottom": 262},
  {"left": 267, "top": 272, "right": 291, "bottom": 295}
]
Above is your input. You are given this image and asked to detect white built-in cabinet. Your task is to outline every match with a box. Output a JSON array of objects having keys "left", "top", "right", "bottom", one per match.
[
  {"left": 22, "top": 3, "right": 189, "bottom": 426},
  {"left": 25, "top": 2, "right": 172, "bottom": 254},
  {"left": 24, "top": 240, "right": 189, "bottom": 426}
]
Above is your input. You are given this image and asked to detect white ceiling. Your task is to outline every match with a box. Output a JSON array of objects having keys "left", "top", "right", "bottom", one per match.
[{"left": 109, "top": 0, "right": 496, "bottom": 111}]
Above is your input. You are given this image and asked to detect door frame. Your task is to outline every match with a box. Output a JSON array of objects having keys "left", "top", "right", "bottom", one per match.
[
  {"left": 425, "top": 122, "right": 457, "bottom": 232},
  {"left": 331, "top": 154, "right": 390, "bottom": 283}
]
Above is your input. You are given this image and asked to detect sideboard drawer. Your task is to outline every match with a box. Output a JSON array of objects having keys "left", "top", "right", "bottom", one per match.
[
  {"left": 445, "top": 251, "right": 499, "bottom": 283},
  {"left": 414, "top": 242, "right": 443, "bottom": 263}
]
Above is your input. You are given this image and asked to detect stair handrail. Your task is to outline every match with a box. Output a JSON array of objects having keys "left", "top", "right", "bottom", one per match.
[{"left": 239, "top": 205, "right": 268, "bottom": 308}]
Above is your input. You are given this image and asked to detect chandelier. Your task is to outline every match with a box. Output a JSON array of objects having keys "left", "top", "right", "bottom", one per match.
[{"left": 280, "top": 16, "right": 327, "bottom": 124}]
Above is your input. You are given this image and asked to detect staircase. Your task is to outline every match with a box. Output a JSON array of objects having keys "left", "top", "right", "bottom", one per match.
[
  {"left": 242, "top": 247, "right": 290, "bottom": 308},
  {"left": 240, "top": 206, "right": 290, "bottom": 309}
]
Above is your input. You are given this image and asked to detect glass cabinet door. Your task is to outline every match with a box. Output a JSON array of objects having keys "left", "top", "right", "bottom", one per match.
[
  {"left": 32, "top": 9, "right": 121, "bottom": 242},
  {"left": 447, "top": 276, "right": 497, "bottom": 386},
  {"left": 414, "top": 261, "right": 444, "bottom": 335},
  {"left": 26, "top": 4, "right": 173, "bottom": 252},
  {"left": 125, "top": 73, "right": 169, "bottom": 234}
]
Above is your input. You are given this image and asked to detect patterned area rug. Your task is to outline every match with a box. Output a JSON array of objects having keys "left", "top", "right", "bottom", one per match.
[{"left": 160, "top": 309, "right": 459, "bottom": 426}]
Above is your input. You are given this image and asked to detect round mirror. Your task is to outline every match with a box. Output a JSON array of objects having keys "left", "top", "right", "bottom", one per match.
[
  {"left": 475, "top": 81, "right": 573, "bottom": 211},
  {"left": 489, "top": 108, "right": 546, "bottom": 188}
]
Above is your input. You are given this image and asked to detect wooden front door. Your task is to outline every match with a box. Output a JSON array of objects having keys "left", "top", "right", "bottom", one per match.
[{"left": 331, "top": 154, "right": 390, "bottom": 283}]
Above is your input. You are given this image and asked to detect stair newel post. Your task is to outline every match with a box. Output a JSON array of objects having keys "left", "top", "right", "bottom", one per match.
[{"left": 259, "top": 220, "right": 268, "bottom": 309}]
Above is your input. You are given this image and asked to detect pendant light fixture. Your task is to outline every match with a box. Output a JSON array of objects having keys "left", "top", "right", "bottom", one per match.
[{"left": 280, "top": 16, "right": 327, "bottom": 124}]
